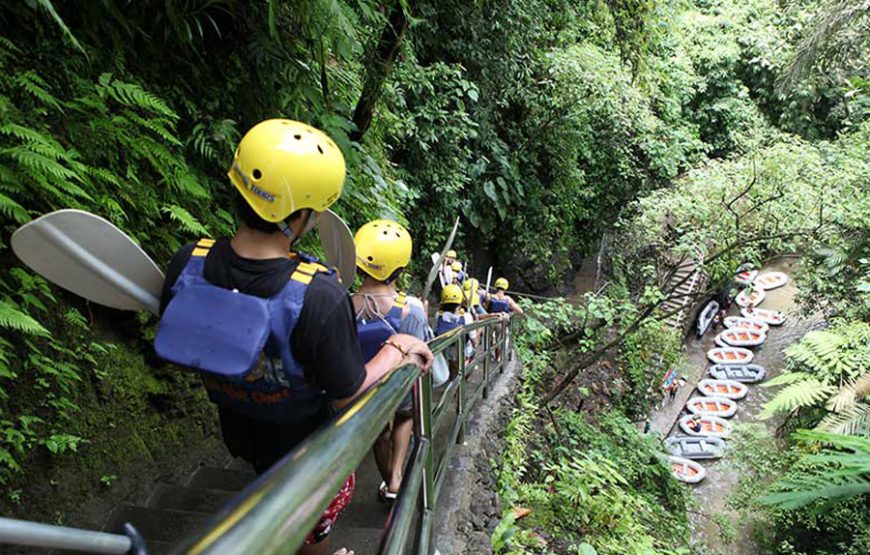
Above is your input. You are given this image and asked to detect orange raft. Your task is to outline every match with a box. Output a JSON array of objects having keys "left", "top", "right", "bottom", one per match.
[
  {"left": 723, "top": 316, "right": 769, "bottom": 334},
  {"left": 697, "top": 378, "right": 748, "bottom": 400},
  {"left": 735, "top": 287, "right": 766, "bottom": 308},
  {"left": 679, "top": 414, "right": 733, "bottom": 437},
  {"left": 716, "top": 329, "right": 766, "bottom": 347},
  {"left": 668, "top": 455, "right": 707, "bottom": 484},
  {"left": 707, "top": 347, "right": 754, "bottom": 364},
  {"left": 686, "top": 396, "right": 738, "bottom": 418},
  {"left": 741, "top": 306, "right": 786, "bottom": 326},
  {"left": 755, "top": 271, "right": 788, "bottom": 290}
]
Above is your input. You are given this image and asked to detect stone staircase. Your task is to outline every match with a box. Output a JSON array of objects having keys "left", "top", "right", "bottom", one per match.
[
  {"left": 90, "top": 453, "right": 391, "bottom": 555},
  {"left": 660, "top": 248, "right": 707, "bottom": 333}
]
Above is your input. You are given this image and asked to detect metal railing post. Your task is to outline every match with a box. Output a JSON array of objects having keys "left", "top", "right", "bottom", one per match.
[
  {"left": 456, "top": 330, "right": 467, "bottom": 445},
  {"left": 413, "top": 370, "right": 435, "bottom": 555},
  {"left": 482, "top": 321, "right": 491, "bottom": 399},
  {"left": 508, "top": 316, "right": 514, "bottom": 363}
]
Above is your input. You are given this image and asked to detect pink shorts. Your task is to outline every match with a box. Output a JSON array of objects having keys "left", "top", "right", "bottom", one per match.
[{"left": 305, "top": 473, "right": 356, "bottom": 544}]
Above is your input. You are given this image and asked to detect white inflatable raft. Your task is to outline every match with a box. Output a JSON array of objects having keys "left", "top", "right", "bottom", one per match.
[
  {"left": 707, "top": 347, "right": 754, "bottom": 364},
  {"left": 740, "top": 306, "right": 786, "bottom": 326},
  {"left": 679, "top": 414, "right": 733, "bottom": 437},
  {"left": 697, "top": 378, "right": 748, "bottom": 400},
  {"left": 755, "top": 271, "right": 788, "bottom": 290},
  {"left": 724, "top": 316, "right": 769, "bottom": 334},
  {"left": 686, "top": 396, "right": 738, "bottom": 418},
  {"left": 669, "top": 455, "right": 707, "bottom": 484}
]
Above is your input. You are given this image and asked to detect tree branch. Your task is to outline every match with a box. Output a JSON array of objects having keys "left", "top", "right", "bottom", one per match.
[{"left": 349, "top": 3, "right": 409, "bottom": 142}]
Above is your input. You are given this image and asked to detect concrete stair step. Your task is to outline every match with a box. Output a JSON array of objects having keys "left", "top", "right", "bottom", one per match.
[
  {"left": 186, "top": 466, "right": 256, "bottom": 492},
  {"left": 102, "top": 505, "right": 211, "bottom": 544},
  {"left": 146, "top": 483, "right": 237, "bottom": 513}
]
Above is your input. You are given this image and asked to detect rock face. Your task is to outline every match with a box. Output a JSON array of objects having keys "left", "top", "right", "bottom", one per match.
[{"left": 433, "top": 354, "right": 522, "bottom": 555}]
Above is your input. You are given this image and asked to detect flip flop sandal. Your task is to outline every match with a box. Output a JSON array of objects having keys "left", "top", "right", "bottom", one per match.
[{"left": 378, "top": 481, "right": 398, "bottom": 504}]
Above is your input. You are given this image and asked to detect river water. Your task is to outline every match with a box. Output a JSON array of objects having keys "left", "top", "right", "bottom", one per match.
[{"left": 651, "top": 259, "right": 823, "bottom": 554}]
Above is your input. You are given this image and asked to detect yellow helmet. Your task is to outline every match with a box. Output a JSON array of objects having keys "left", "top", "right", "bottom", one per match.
[
  {"left": 463, "top": 278, "right": 480, "bottom": 306},
  {"left": 495, "top": 277, "right": 509, "bottom": 290},
  {"left": 441, "top": 284, "right": 463, "bottom": 305},
  {"left": 228, "top": 119, "right": 345, "bottom": 222},
  {"left": 451, "top": 261, "right": 462, "bottom": 272},
  {"left": 446, "top": 250, "right": 457, "bottom": 259},
  {"left": 354, "top": 220, "right": 412, "bottom": 282}
]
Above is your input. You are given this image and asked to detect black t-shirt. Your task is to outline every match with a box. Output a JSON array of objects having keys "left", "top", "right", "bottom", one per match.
[{"left": 161, "top": 237, "right": 366, "bottom": 401}]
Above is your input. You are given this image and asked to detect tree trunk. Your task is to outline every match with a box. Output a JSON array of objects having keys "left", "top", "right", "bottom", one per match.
[{"left": 350, "top": 3, "right": 409, "bottom": 142}]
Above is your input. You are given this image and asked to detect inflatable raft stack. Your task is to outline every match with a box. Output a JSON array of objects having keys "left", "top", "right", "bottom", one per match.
[{"left": 667, "top": 269, "right": 788, "bottom": 485}]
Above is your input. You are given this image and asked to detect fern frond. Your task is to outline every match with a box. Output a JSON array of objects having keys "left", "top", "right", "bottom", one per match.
[
  {"left": 759, "top": 376, "right": 836, "bottom": 419},
  {"left": 827, "top": 372, "right": 870, "bottom": 413},
  {"left": 0, "top": 300, "right": 50, "bottom": 336},
  {"left": 161, "top": 204, "right": 208, "bottom": 235},
  {"left": 0, "top": 192, "right": 30, "bottom": 223},
  {"left": 100, "top": 75, "right": 177, "bottom": 119},
  {"left": 817, "top": 403, "right": 870, "bottom": 436},
  {"left": 12, "top": 71, "right": 63, "bottom": 112},
  {"left": 763, "top": 431, "right": 870, "bottom": 510},
  {"left": 762, "top": 372, "right": 815, "bottom": 387},
  {"left": 32, "top": 0, "right": 86, "bottom": 54}
]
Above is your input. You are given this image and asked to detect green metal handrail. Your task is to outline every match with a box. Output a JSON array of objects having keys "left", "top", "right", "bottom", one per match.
[{"left": 172, "top": 314, "right": 515, "bottom": 555}]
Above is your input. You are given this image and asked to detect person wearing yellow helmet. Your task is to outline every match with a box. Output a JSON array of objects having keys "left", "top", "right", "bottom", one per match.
[
  {"left": 450, "top": 260, "right": 466, "bottom": 286},
  {"left": 433, "top": 249, "right": 462, "bottom": 288},
  {"left": 351, "top": 220, "right": 429, "bottom": 504},
  {"left": 463, "top": 277, "right": 487, "bottom": 317},
  {"left": 436, "top": 284, "right": 478, "bottom": 372},
  {"left": 487, "top": 276, "right": 524, "bottom": 316},
  {"left": 156, "top": 120, "right": 432, "bottom": 554}
]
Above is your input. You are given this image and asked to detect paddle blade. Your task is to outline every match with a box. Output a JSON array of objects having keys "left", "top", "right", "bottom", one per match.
[
  {"left": 422, "top": 216, "right": 460, "bottom": 302},
  {"left": 318, "top": 209, "right": 356, "bottom": 284},
  {"left": 11, "top": 209, "right": 164, "bottom": 314}
]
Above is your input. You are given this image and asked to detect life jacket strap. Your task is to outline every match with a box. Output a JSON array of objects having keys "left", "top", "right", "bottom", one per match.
[
  {"left": 393, "top": 291, "right": 407, "bottom": 309},
  {"left": 291, "top": 260, "right": 331, "bottom": 285},
  {"left": 191, "top": 237, "right": 215, "bottom": 258}
]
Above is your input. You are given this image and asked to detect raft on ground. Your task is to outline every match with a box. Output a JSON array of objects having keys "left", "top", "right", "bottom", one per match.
[
  {"left": 734, "top": 269, "right": 758, "bottom": 286},
  {"left": 735, "top": 287, "right": 766, "bottom": 308},
  {"left": 707, "top": 347, "right": 754, "bottom": 364},
  {"left": 696, "top": 300, "right": 718, "bottom": 337},
  {"left": 679, "top": 414, "right": 733, "bottom": 437},
  {"left": 716, "top": 328, "right": 766, "bottom": 347},
  {"left": 724, "top": 316, "right": 769, "bottom": 334},
  {"left": 708, "top": 363, "right": 766, "bottom": 383},
  {"left": 697, "top": 378, "right": 748, "bottom": 400},
  {"left": 665, "top": 436, "right": 727, "bottom": 460},
  {"left": 686, "top": 396, "right": 738, "bottom": 418},
  {"left": 755, "top": 271, "right": 788, "bottom": 290},
  {"left": 669, "top": 455, "right": 707, "bottom": 484},
  {"left": 741, "top": 306, "right": 786, "bottom": 326}
]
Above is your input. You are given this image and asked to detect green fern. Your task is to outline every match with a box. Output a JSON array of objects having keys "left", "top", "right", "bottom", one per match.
[
  {"left": 763, "top": 431, "right": 870, "bottom": 510},
  {"left": 98, "top": 73, "right": 178, "bottom": 118},
  {"left": 0, "top": 300, "right": 50, "bottom": 337},
  {"left": 760, "top": 373, "right": 837, "bottom": 419},
  {"left": 161, "top": 204, "right": 208, "bottom": 235}
]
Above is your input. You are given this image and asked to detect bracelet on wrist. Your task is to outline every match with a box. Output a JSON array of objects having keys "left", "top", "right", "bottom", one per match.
[{"left": 384, "top": 339, "right": 408, "bottom": 358}]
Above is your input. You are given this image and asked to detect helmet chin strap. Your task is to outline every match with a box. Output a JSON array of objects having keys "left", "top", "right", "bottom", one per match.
[{"left": 277, "top": 210, "right": 318, "bottom": 246}]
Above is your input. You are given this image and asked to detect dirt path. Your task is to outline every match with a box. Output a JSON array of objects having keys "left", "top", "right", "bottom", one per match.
[{"left": 649, "top": 259, "right": 822, "bottom": 554}]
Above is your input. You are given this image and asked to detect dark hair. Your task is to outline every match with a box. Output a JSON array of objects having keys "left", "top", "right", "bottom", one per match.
[
  {"left": 441, "top": 302, "right": 460, "bottom": 312},
  {"left": 235, "top": 195, "right": 280, "bottom": 234},
  {"left": 235, "top": 196, "right": 308, "bottom": 234}
]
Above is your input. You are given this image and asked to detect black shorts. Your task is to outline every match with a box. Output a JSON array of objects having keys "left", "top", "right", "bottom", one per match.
[{"left": 218, "top": 406, "right": 330, "bottom": 474}]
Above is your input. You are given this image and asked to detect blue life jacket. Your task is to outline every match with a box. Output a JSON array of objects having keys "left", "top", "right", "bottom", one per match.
[
  {"left": 355, "top": 292, "right": 407, "bottom": 363},
  {"left": 489, "top": 296, "right": 510, "bottom": 313},
  {"left": 155, "top": 238, "right": 335, "bottom": 424},
  {"left": 435, "top": 310, "right": 465, "bottom": 336}
]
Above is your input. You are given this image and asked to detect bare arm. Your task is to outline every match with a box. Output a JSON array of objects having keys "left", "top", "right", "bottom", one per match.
[
  {"left": 508, "top": 296, "right": 524, "bottom": 315},
  {"left": 332, "top": 333, "right": 433, "bottom": 410}
]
